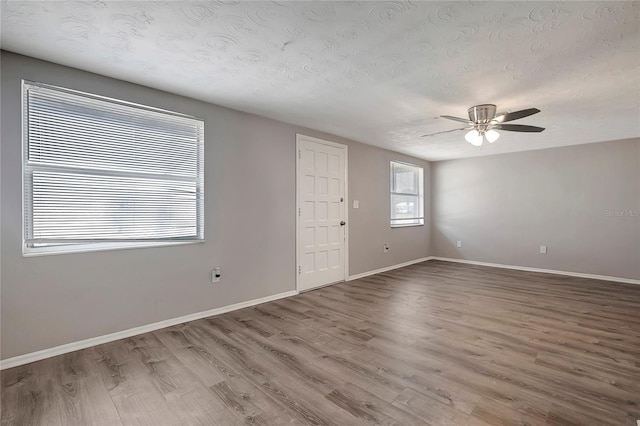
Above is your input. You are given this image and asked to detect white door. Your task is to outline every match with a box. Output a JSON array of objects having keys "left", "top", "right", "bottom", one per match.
[{"left": 296, "top": 135, "right": 347, "bottom": 292}]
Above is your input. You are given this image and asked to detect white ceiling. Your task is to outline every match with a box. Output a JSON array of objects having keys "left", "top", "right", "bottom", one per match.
[{"left": 2, "top": 1, "right": 639, "bottom": 161}]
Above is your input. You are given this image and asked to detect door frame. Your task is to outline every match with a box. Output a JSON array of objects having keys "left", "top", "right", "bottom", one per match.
[{"left": 295, "top": 134, "right": 349, "bottom": 292}]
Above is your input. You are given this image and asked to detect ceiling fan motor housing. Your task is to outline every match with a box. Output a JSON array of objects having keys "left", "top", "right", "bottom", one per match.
[{"left": 468, "top": 104, "right": 497, "bottom": 123}]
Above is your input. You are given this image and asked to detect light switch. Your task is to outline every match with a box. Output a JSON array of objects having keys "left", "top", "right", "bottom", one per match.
[
  {"left": 540, "top": 245, "right": 547, "bottom": 254},
  {"left": 353, "top": 200, "right": 359, "bottom": 209}
]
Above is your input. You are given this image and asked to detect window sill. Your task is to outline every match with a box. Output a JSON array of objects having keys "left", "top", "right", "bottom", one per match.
[
  {"left": 390, "top": 223, "right": 425, "bottom": 228},
  {"left": 23, "top": 240, "right": 205, "bottom": 257}
]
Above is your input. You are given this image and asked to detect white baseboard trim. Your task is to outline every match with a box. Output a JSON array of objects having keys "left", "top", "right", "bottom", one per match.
[
  {"left": 430, "top": 257, "right": 640, "bottom": 285},
  {"left": 5, "top": 256, "right": 636, "bottom": 370},
  {"left": 347, "top": 256, "right": 434, "bottom": 281},
  {"left": 0, "top": 290, "right": 299, "bottom": 371}
]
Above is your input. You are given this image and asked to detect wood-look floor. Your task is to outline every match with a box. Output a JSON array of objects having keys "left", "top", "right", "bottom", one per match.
[{"left": 2, "top": 260, "right": 640, "bottom": 425}]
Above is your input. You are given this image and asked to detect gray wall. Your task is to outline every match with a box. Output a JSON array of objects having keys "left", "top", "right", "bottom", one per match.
[
  {"left": 347, "top": 141, "right": 430, "bottom": 275},
  {"left": 431, "top": 139, "right": 640, "bottom": 280},
  {"left": 1, "top": 52, "right": 430, "bottom": 359}
]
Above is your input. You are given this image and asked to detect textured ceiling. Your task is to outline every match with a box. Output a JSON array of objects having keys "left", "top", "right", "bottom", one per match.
[{"left": 2, "top": 1, "right": 639, "bottom": 161}]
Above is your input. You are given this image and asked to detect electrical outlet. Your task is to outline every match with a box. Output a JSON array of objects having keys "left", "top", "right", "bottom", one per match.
[
  {"left": 540, "top": 245, "right": 547, "bottom": 254},
  {"left": 211, "top": 267, "right": 221, "bottom": 283},
  {"left": 383, "top": 244, "right": 389, "bottom": 253},
  {"left": 456, "top": 240, "right": 462, "bottom": 248}
]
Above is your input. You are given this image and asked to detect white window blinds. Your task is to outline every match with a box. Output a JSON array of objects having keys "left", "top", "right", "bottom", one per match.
[
  {"left": 23, "top": 81, "right": 204, "bottom": 252},
  {"left": 390, "top": 161, "right": 424, "bottom": 227}
]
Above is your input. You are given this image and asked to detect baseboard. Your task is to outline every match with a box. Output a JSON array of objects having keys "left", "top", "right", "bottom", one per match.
[
  {"left": 347, "top": 256, "right": 434, "bottom": 281},
  {"left": 0, "top": 290, "right": 299, "bottom": 370},
  {"left": 430, "top": 257, "right": 640, "bottom": 285},
  {"left": 5, "top": 256, "right": 636, "bottom": 370}
]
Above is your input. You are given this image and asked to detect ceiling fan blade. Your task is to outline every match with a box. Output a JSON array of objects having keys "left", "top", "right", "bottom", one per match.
[
  {"left": 440, "top": 115, "right": 471, "bottom": 124},
  {"left": 494, "top": 124, "right": 545, "bottom": 132},
  {"left": 421, "top": 127, "right": 470, "bottom": 137},
  {"left": 493, "top": 108, "right": 540, "bottom": 123}
]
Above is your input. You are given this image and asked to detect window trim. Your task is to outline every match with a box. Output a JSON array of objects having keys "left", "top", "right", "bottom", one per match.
[
  {"left": 22, "top": 240, "right": 205, "bottom": 257},
  {"left": 22, "top": 80, "right": 205, "bottom": 256},
  {"left": 390, "top": 160, "right": 424, "bottom": 228}
]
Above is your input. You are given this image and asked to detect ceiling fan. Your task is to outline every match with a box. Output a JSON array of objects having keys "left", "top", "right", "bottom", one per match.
[{"left": 422, "top": 104, "right": 544, "bottom": 146}]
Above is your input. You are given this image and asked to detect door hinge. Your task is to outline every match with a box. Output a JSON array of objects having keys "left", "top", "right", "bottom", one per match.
[
  {"left": 298, "top": 266, "right": 301, "bottom": 274},
  {"left": 298, "top": 150, "right": 301, "bottom": 159},
  {"left": 298, "top": 207, "right": 301, "bottom": 217}
]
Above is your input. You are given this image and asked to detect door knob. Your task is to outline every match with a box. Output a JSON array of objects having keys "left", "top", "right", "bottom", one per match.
[{"left": 340, "top": 221, "right": 346, "bottom": 226}]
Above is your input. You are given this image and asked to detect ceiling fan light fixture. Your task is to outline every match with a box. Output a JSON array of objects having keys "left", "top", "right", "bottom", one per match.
[
  {"left": 485, "top": 129, "right": 500, "bottom": 143},
  {"left": 426, "top": 104, "right": 544, "bottom": 144},
  {"left": 465, "top": 129, "right": 483, "bottom": 146}
]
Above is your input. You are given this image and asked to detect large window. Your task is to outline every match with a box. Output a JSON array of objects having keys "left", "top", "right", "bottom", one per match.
[
  {"left": 390, "top": 161, "right": 424, "bottom": 227},
  {"left": 23, "top": 81, "right": 205, "bottom": 255}
]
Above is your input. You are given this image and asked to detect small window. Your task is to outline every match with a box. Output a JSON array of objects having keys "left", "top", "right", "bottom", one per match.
[
  {"left": 390, "top": 161, "right": 424, "bottom": 227},
  {"left": 23, "top": 81, "right": 204, "bottom": 255}
]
